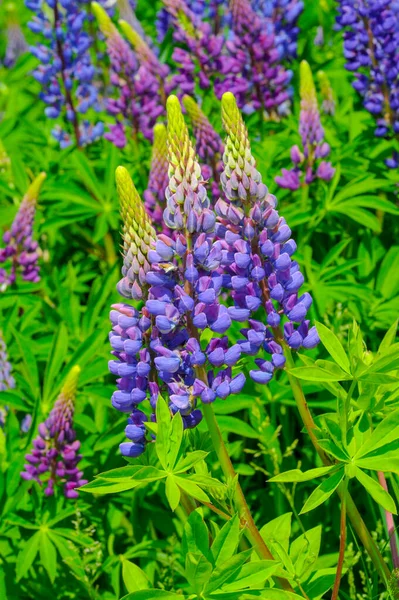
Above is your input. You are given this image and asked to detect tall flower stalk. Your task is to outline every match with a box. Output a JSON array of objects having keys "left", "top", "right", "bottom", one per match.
[
  {"left": 143, "top": 124, "right": 170, "bottom": 233},
  {"left": 25, "top": 0, "right": 103, "bottom": 147},
  {"left": 21, "top": 366, "right": 87, "bottom": 498},
  {"left": 0, "top": 172, "right": 46, "bottom": 289},
  {"left": 276, "top": 60, "right": 335, "bottom": 191}
]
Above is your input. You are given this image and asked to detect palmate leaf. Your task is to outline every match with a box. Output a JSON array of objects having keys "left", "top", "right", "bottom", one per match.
[
  {"left": 16, "top": 531, "right": 41, "bottom": 581},
  {"left": 211, "top": 515, "right": 241, "bottom": 567},
  {"left": 122, "top": 559, "right": 151, "bottom": 593},
  {"left": 39, "top": 530, "right": 57, "bottom": 584},
  {"left": 220, "top": 560, "right": 280, "bottom": 592},
  {"left": 182, "top": 509, "right": 211, "bottom": 560},
  {"left": 269, "top": 466, "right": 338, "bottom": 483},
  {"left": 314, "top": 322, "right": 351, "bottom": 373}
]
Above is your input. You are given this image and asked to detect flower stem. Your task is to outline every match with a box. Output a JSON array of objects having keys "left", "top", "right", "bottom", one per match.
[
  {"left": 378, "top": 472, "right": 399, "bottom": 572},
  {"left": 201, "top": 402, "right": 295, "bottom": 593},
  {"left": 283, "top": 346, "right": 390, "bottom": 584},
  {"left": 331, "top": 479, "right": 348, "bottom": 600}
]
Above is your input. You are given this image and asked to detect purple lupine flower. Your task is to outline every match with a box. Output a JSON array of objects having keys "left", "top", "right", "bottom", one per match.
[
  {"left": 217, "top": 92, "right": 319, "bottom": 385},
  {"left": 25, "top": 0, "right": 103, "bottom": 147},
  {"left": 318, "top": 70, "right": 335, "bottom": 115},
  {"left": 0, "top": 172, "right": 45, "bottom": 289},
  {"left": 143, "top": 124, "right": 170, "bottom": 233},
  {"left": 275, "top": 61, "right": 335, "bottom": 190},
  {"left": 21, "top": 413, "right": 33, "bottom": 433},
  {"left": 0, "top": 331, "right": 15, "bottom": 392},
  {"left": 336, "top": 0, "right": 399, "bottom": 168},
  {"left": 109, "top": 96, "right": 244, "bottom": 458},
  {"left": 93, "top": 2, "right": 164, "bottom": 143},
  {"left": 162, "top": 0, "right": 225, "bottom": 96},
  {"left": 219, "top": 0, "right": 293, "bottom": 117},
  {"left": 156, "top": 0, "right": 227, "bottom": 42},
  {"left": 3, "top": 4, "right": 29, "bottom": 68},
  {"left": 183, "top": 95, "right": 224, "bottom": 200},
  {"left": 252, "top": 0, "right": 304, "bottom": 60},
  {"left": 21, "top": 366, "right": 87, "bottom": 498}
]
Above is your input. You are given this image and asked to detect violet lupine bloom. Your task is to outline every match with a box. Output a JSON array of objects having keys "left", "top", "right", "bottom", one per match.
[
  {"left": 143, "top": 124, "right": 170, "bottom": 233},
  {"left": 318, "top": 70, "right": 335, "bottom": 115},
  {"left": 3, "top": 4, "right": 29, "bottom": 68},
  {"left": 93, "top": 2, "right": 164, "bottom": 144},
  {"left": 336, "top": 0, "right": 399, "bottom": 168},
  {"left": 156, "top": 0, "right": 226, "bottom": 43},
  {"left": 25, "top": 0, "right": 103, "bottom": 148},
  {"left": 223, "top": 0, "right": 293, "bottom": 117},
  {"left": 162, "top": 0, "right": 224, "bottom": 95},
  {"left": 275, "top": 61, "right": 335, "bottom": 190},
  {"left": 109, "top": 97, "right": 244, "bottom": 458},
  {"left": 0, "top": 331, "right": 15, "bottom": 392},
  {"left": 216, "top": 92, "right": 319, "bottom": 384},
  {"left": 0, "top": 172, "right": 45, "bottom": 289},
  {"left": 252, "top": 0, "right": 304, "bottom": 60},
  {"left": 183, "top": 95, "right": 224, "bottom": 200},
  {"left": 21, "top": 366, "right": 87, "bottom": 498},
  {"left": 116, "top": 166, "right": 157, "bottom": 301}
]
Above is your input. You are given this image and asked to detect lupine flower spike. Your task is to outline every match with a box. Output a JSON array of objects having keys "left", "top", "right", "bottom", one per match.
[
  {"left": 25, "top": 0, "right": 103, "bottom": 147},
  {"left": 217, "top": 92, "right": 320, "bottom": 384},
  {"left": 0, "top": 172, "right": 46, "bottom": 289},
  {"left": 318, "top": 71, "right": 335, "bottom": 115},
  {"left": 21, "top": 366, "right": 87, "bottom": 498},
  {"left": 116, "top": 166, "right": 157, "bottom": 300},
  {"left": 3, "top": 3, "right": 29, "bottom": 68},
  {"left": 144, "top": 124, "right": 170, "bottom": 233},
  {"left": 336, "top": 1, "right": 399, "bottom": 168},
  {"left": 109, "top": 95, "right": 244, "bottom": 457},
  {"left": 92, "top": 2, "right": 164, "bottom": 144},
  {"left": 275, "top": 61, "right": 335, "bottom": 190},
  {"left": 182, "top": 95, "right": 224, "bottom": 200},
  {"left": 0, "top": 331, "right": 15, "bottom": 392}
]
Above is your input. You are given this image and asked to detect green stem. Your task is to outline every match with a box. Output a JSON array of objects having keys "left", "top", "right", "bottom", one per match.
[
  {"left": 283, "top": 347, "right": 390, "bottom": 585},
  {"left": 201, "top": 403, "right": 295, "bottom": 593},
  {"left": 331, "top": 480, "right": 348, "bottom": 600}
]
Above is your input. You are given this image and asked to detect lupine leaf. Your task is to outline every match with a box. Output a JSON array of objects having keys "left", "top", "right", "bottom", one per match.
[
  {"left": 16, "top": 531, "right": 41, "bottom": 581},
  {"left": 269, "top": 466, "right": 337, "bottom": 483},
  {"left": 122, "top": 560, "right": 150, "bottom": 593},
  {"left": 300, "top": 468, "right": 345, "bottom": 514},
  {"left": 314, "top": 322, "right": 351, "bottom": 373},
  {"left": 355, "top": 468, "right": 397, "bottom": 514}
]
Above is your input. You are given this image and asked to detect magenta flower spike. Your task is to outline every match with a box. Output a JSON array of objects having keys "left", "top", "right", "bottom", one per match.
[
  {"left": 21, "top": 366, "right": 87, "bottom": 499},
  {"left": 0, "top": 172, "right": 46, "bottom": 289}
]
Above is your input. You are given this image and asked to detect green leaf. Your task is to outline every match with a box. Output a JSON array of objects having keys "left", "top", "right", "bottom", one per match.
[
  {"left": 287, "top": 366, "right": 351, "bottom": 382},
  {"left": 120, "top": 592, "right": 182, "bottom": 600},
  {"left": 259, "top": 513, "right": 292, "bottom": 555},
  {"left": 300, "top": 468, "right": 345, "bottom": 514},
  {"left": 217, "top": 416, "right": 259, "bottom": 439},
  {"left": 355, "top": 468, "right": 397, "bottom": 514},
  {"left": 314, "top": 322, "right": 351, "bottom": 374},
  {"left": 175, "top": 475, "right": 210, "bottom": 503},
  {"left": 16, "top": 531, "right": 41, "bottom": 581},
  {"left": 211, "top": 515, "right": 241, "bottom": 567},
  {"left": 39, "top": 531, "right": 57, "bottom": 584},
  {"left": 42, "top": 323, "right": 68, "bottom": 403},
  {"left": 174, "top": 450, "right": 208, "bottom": 473},
  {"left": 378, "top": 320, "right": 398, "bottom": 355},
  {"left": 290, "top": 526, "right": 321, "bottom": 581},
  {"left": 168, "top": 411, "right": 183, "bottom": 470},
  {"left": 122, "top": 559, "right": 150, "bottom": 593},
  {"left": 182, "top": 509, "right": 211, "bottom": 559},
  {"left": 79, "top": 478, "right": 142, "bottom": 495},
  {"left": 377, "top": 247, "right": 399, "bottom": 299},
  {"left": 165, "top": 476, "right": 180, "bottom": 511},
  {"left": 204, "top": 550, "right": 253, "bottom": 594},
  {"left": 221, "top": 560, "right": 279, "bottom": 591},
  {"left": 355, "top": 409, "right": 399, "bottom": 459},
  {"left": 185, "top": 552, "right": 213, "bottom": 595},
  {"left": 269, "top": 466, "right": 337, "bottom": 483}
]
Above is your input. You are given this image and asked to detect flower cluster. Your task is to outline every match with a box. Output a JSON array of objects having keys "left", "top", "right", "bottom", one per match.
[
  {"left": 336, "top": 0, "right": 399, "bottom": 168},
  {"left": 275, "top": 61, "right": 335, "bottom": 190},
  {"left": 109, "top": 96, "right": 246, "bottom": 457},
  {"left": 216, "top": 91, "right": 319, "bottom": 383},
  {"left": 318, "top": 70, "right": 335, "bottom": 115},
  {"left": 183, "top": 95, "right": 224, "bottom": 200},
  {"left": 3, "top": 3, "right": 28, "bottom": 68},
  {"left": 162, "top": 0, "right": 224, "bottom": 95},
  {"left": 143, "top": 124, "right": 170, "bottom": 233},
  {"left": 25, "top": 0, "right": 103, "bottom": 148},
  {"left": 0, "top": 172, "right": 45, "bottom": 289},
  {"left": 93, "top": 3, "right": 164, "bottom": 145},
  {"left": 21, "top": 366, "right": 87, "bottom": 498},
  {"left": 252, "top": 0, "right": 304, "bottom": 60},
  {"left": 156, "top": 0, "right": 227, "bottom": 42},
  {"left": 0, "top": 331, "right": 15, "bottom": 392},
  {"left": 224, "top": 0, "right": 293, "bottom": 117}
]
